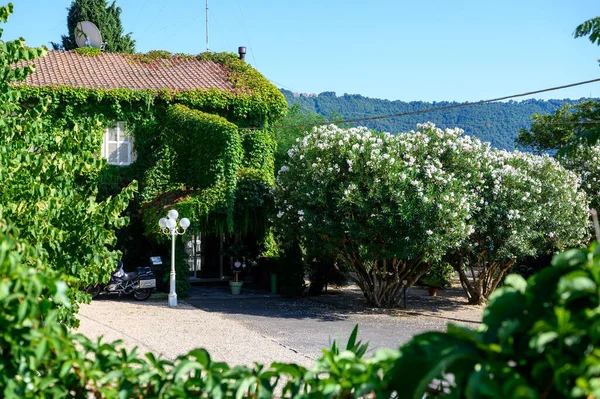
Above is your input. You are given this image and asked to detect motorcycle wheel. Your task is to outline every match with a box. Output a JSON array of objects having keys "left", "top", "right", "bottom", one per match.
[
  {"left": 133, "top": 288, "right": 152, "bottom": 301},
  {"left": 87, "top": 285, "right": 101, "bottom": 299}
]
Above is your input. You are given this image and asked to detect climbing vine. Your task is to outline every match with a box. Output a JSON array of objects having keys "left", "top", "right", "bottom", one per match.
[{"left": 16, "top": 50, "right": 286, "bottom": 263}]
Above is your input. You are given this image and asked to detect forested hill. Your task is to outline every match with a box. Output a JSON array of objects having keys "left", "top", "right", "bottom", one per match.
[{"left": 281, "top": 89, "right": 588, "bottom": 150}]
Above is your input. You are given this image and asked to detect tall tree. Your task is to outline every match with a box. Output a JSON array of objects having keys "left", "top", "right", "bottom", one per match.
[{"left": 52, "top": 0, "right": 135, "bottom": 53}]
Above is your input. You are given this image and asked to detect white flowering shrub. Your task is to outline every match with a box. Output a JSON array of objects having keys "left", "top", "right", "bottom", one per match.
[
  {"left": 454, "top": 149, "right": 590, "bottom": 304},
  {"left": 559, "top": 144, "right": 600, "bottom": 212},
  {"left": 274, "top": 123, "right": 480, "bottom": 307},
  {"left": 275, "top": 122, "right": 591, "bottom": 307}
]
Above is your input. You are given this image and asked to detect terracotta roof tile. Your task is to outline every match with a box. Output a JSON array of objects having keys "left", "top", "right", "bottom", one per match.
[{"left": 17, "top": 50, "right": 234, "bottom": 92}]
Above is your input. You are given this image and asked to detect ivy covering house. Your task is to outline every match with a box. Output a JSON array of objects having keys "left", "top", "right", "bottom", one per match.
[{"left": 17, "top": 48, "right": 287, "bottom": 291}]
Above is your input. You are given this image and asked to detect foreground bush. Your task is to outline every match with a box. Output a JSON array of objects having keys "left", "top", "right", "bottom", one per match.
[
  {"left": 391, "top": 244, "right": 600, "bottom": 399},
  {"left": 3, "top": 221, "right": 600, "bottom": 397}
]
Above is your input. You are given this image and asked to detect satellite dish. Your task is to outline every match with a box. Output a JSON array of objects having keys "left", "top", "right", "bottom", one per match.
[{"left": 74, "top": 21, "right": 104, "bottom": 49}]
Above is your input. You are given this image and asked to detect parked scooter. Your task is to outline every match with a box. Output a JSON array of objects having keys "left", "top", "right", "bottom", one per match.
[{"left": 87, "top": 261, "right": 156, "bottom": 301}]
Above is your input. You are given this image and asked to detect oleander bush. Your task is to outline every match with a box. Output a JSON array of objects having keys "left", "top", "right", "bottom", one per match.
[
  {"left": 274, "top": 123, "right": 590, "bottom": 306},
  {"left": 274, "top": 124, "right": 477, "bottom": 307}
]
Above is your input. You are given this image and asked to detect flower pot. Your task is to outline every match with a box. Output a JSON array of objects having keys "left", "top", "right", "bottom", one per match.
[
  {"left": 230, "top": 281, "right": 243, "bottom": 295},
  {"left": 427, "top": 286, "right": 439, "bottom": 296}
]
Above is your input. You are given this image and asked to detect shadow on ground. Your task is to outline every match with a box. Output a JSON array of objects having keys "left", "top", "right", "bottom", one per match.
[{"left": 177, "top": 282, "right": 482, "bottom": 325}]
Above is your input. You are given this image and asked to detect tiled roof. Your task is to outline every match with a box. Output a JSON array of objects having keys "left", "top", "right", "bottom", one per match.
[{"left": 17, "top": 50, "right": 234, "bottom": 92}]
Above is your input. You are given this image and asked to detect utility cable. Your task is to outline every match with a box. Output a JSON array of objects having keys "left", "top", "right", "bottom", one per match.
[{"left": 240, "top": 77, "right": 600, "bottom": 131}]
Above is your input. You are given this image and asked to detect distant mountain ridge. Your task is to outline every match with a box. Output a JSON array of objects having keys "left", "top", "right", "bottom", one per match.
[{"left": 280, "top": 89, "right": 589, "bottom": 150}]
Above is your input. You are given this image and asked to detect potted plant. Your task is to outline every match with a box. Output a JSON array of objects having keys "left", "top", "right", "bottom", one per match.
[
  {"left": 224, "top": 243, "right": 250, "bottom": 295},
  {"left": 421, "top": 262, "right": 454, "bottom": 296},
  {"left": 230, "top": 258, "right": 245, "bottom": 295}
]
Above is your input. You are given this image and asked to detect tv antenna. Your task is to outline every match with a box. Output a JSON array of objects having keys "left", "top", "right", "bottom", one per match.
[
  {"left": 74, "top": 21, "right": 106, "bottom": 51},
  {"left": 205, "top": 0, "right": 209, "bottom": 52}
]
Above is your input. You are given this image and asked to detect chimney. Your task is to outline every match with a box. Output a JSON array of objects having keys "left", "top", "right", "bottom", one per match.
[{"left": 238, "top": 46, "right": 246, "bottom": 60}]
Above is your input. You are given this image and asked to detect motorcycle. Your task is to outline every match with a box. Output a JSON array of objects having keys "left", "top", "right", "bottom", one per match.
[{"left": 87, "top": 261, "right": 156, "bottom": 301}]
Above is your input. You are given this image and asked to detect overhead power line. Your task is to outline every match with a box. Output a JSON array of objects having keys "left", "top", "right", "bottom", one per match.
[{"left": 241, "top": 77, "right": 600, "bottom": 131}]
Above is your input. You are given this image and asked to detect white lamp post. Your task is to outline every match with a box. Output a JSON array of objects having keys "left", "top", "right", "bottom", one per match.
[{"left": 158, "top": 209, "right": 190, "bottom": 307}]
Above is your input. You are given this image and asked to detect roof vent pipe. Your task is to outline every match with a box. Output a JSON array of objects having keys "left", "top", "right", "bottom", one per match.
[{"left": 238, "top": 46, "right": 246, "bottom": 60}]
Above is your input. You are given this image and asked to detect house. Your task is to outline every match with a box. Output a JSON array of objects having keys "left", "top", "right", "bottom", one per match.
[{"left": 18, "top": 49, "right": 287, "bottom": 282}]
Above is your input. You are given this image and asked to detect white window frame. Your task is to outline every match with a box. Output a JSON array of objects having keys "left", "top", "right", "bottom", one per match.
[{"left": 102, "top": 121, "right": 135, "bottom": 166}]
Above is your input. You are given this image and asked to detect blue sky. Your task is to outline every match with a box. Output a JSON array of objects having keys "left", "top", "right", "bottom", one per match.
[{"left": 4, "top": 0, "right": 599, "bottom": 102}]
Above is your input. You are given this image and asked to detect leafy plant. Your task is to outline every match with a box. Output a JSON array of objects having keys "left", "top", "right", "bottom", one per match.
[
  {"left": 421, "top": 262, "right": 454, "bottom": 289},
  {"left": 390, "top": 244, "right": 600, "bottom": 399},
  {"left": 307, "top": 257, "right": 348, "bottom": 295},
  {"left": 73, "top": 47, "right": 101, "bottom": 56},
  {"left": 0, "top": 3, "right": 136, "bottom": 326}
]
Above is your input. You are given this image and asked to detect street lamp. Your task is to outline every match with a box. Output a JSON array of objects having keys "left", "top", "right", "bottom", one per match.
[{"left": 158, "top": 209, "right": 190, "bottom": 307}]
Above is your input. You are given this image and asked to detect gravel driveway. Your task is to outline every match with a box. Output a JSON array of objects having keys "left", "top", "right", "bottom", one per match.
[
  {"left": 75, "top": 299, "right": 314, "bottom": 367},
  {"left": 75, "top": 284, "right": 482, "bottom": 368}
]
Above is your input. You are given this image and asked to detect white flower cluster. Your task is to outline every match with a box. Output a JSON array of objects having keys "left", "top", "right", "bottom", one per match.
[{"left": 273, "top": 123, "right": 590, "bottom": 263}]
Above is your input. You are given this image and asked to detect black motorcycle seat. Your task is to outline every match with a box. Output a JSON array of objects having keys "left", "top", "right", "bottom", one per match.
[{"left": 122, "top": 271, "right": 138, "bottom": 281}]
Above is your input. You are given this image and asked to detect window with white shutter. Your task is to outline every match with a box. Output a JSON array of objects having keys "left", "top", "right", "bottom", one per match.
[{"left": 101, "top": 122, "right": 135, "bottom": 166}]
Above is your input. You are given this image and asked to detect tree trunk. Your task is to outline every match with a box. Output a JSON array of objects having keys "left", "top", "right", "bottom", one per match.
[
  {"left": 454, "top": 252, "right": 516, "bottom": 305},
  {"left": 342, "top": 254, "right": 426, "bottom": 308}
]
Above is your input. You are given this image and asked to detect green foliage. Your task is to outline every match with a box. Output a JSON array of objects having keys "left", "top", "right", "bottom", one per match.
[
  {"left": 390, "top": 244, "right": 600, "bottom": 399},
  {"left": 274, "top": 103, "right": 329, "bottom": 171},
  {"left": 4, "top": 212, "right": 600, "bottom": 397},
  {"left": 276, "top": 123, "right": 589, "bottom": 307},
  {"left": 421, "top": 262, "right": 454, "bottom": 289},
  {"left": 53, "top": 0, "right": 135, "bottom": 53},
  {"left": 516, "top": 100, "right": 600, "bottom": 154},
  {"left": 574, "top": 16, "right": 600, "bottom": 46},
  {"left": 164, "top": 104, "right": 241, "bottom": 190},
  {"left": 73, "top": 47, "right": 101, "bottom": 56},
  {"left": 162, "top": 104, "right": 242, "bottom": 232},
  {"left": 559, "top": 143, "right": 600, "bottom": 212},
  {"left": 452, "top": 149, "right": 590, "bottom": 305},
  {"left": 242, "top": 128, "right": 277, "bottom": 183},
  {"left": 0, "top": 230, "right": 398, "bottom": 397},
  {"left": 126, "top": 50, "right": 197, "bottom": 65},
  {"left": 197, "top": 52, "right": 288, "bottom": 125},
  {"left": 0, "top": 4, "right": 136, "bottom": 325},
  {"left": 16, "top": 48, "right": 286, "bottom": 268},
  {"left": 281, "top": 89, "right": 585, "bottom": 150}
]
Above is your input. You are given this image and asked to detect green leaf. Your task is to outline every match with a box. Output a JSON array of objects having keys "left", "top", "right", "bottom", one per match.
[
  {"left": 530, "top": 332, "right": 558, "bottom": 353},
  {"left": 389, "top": 332, "right": 482, "bottom": 399}
]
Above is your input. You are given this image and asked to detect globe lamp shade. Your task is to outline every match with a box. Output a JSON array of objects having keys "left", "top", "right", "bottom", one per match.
[
  {"left": 158, "top": 218, "right": 168, "bottom": 229},
  {"left": 167, "top": 209, "right": 179, "bottom": 220},
  {"left": 166, "top": 218, "right": 177, "bottom": 229},
  {"left": 180, "top": 218, "right": 191, "bottom": 229}
]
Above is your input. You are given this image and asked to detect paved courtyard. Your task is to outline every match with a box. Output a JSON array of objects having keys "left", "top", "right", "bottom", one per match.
[{"left": 75, "top": 283, "right": 483, "bottom": 368}]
